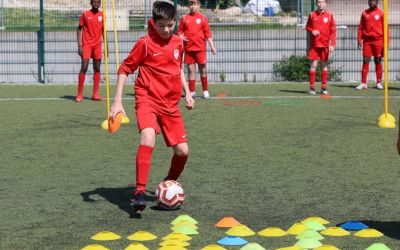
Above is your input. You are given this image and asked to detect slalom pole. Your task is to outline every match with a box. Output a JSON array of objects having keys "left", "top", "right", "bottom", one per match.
[
  {"left": 101, "top": 0, "right": 111, "bottom": 130},
  {"left": 377, "top": 0, "right": 395, "bottom": 128},
  {"left": 111, "top": 0, "right": 129, "bottom": 124}
]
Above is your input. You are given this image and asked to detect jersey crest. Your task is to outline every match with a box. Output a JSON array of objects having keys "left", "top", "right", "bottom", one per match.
[
  {"left": 375, "top": 14, "right": 380, "bottom": 20},
  {"left": 173, "top": 49, "right": 179, "bottom": 60},
  {"left": 98, "top": 16, "right": 102, "bottom": 22},
  {"left": 196, "top": 18, "right": 201, "bottom": 24},
  {"left": 323, "top": 17, "right": 328, "bottom": 23}
]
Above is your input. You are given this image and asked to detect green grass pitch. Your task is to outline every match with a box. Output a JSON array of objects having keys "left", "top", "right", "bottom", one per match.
[{"left": 0, "top": 83, "right": 399, "bottom": 249}]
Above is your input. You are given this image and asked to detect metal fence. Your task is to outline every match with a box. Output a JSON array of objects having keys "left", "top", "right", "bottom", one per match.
[{"left": 0, "top": 0, "right": 399, "bottom": 83}]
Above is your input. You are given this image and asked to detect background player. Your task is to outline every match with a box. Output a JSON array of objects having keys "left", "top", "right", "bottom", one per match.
[
  {"left": 75, "top": 0, "right": 104, "bottom": 102},
  {"left": 177, "top": 0, "right": 217, "bottom": 99},
  {"left": 355, "top": 0, "right": 388, "bottom": 90},
  {"left": 109, "top": 1, "right": 195, "bottom": 212},
  {"left": 306, "top": 0, "right": 336, "bottom": 95}
]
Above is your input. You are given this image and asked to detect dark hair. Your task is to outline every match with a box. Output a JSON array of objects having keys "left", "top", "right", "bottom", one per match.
[{"left": 152, "top": 1, "right": 176, "bottom": 22}]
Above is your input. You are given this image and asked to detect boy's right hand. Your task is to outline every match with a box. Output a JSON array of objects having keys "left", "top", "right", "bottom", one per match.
[{"left": 110, "top": 100, "right": 126, "bottom": 118}]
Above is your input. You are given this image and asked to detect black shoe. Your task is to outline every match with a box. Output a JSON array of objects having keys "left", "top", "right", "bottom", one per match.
[{"left": 130, "top": 192, "right": 147, "bottom": 212}]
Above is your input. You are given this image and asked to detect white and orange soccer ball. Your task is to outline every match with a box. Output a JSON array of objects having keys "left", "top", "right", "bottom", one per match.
[{"left": 155, "top": 180, "right": 185, "bottom": 210}]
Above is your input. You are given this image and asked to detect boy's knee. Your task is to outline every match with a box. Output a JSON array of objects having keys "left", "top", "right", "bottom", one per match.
[{"left": 175, "top": 144, "right": 189, "bottom": 156}]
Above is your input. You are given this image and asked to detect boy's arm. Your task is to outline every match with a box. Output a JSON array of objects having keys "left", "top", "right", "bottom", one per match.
[
  {"left": 77, "top": 26, "right": 83, "bottom": 56},
  {"left": 110, "top": 73, "right": 128, "bottom": 118},
  {"left": 329, "top": 14, "right": 336, "bottom": 52},
  {"left": 181, "top": 69, "right": 194, "bottom": 110},
  {"left": 207, "top": 37, "right": 217, "bottom": 54},
  {"left": 357, "top": 13, "right": 364, "bottom": 48}
]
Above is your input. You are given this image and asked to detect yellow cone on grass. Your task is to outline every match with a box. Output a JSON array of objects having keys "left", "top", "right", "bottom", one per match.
[
  {"left": 226, "top": 225, "right": 256, "bottom": 236},
  {"left": 124, "top": 242, "right": 150, "bottom": 250},
  {"left": 314, "top": 245, "right": 341, "bottom": 250},
  {"left": 201, "top": 245, "right": 228, "bottom": 250},
  {"left": 159, "top": 240, "right": 190, "bottom": 247},
  {"left": 91, "top": 231, "right": 121, "bottom": 241},
  {"left": 162, "top": 232, "right": 192, "bottom": 241},
  {"left": 127, "top": 231, "right": 158, "bottom": 241},
  {"left": 81, "top": 244, "right": 110, "bottom": 250},
  {"left": 258, "top": 227, "right": 288, "bottom": 237},
  {"left": 321, "top": 227, "right": 350, "bottom": 236},
  {"left": 287, "top": 223, "right": 307, "bottom": 235},
  {"left": 171, "top": 215, "right": 198, "bottom": 225},
  {"left": 301, "top": 216, "right": 330, "bottom": 225},
  {"left": 354, "top": 229, "right": 384, "bottom": 238}
]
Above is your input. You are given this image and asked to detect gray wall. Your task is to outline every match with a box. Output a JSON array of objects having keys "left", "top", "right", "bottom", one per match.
[{"left": 0, "top": 27, "right": 399, "bottom": 84}]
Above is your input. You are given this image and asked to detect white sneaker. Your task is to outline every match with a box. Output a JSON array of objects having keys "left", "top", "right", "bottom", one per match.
[
  {"left": 376, "top": 83, "right": 384, "bottom": 90},
  {"left": 191, "top": 92, "right": 196, "bottom": 98},
  {"left": 321, "top": 89, "right": 329, "bottom": 95},
  {"left": 355, "top": 84, "right": 368, "bottom": 90},
  {"left": 203, "top": 90, "right": 210, "bottom": 99},
  {"left": 308, "top": 89, "right": 316, "bottom": 95}
]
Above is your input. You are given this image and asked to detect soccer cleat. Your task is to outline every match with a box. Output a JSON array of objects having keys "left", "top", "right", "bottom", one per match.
[
  {"left": 203, "top": 90, "right": 210, "bottom": 99},
  {"left": 130, "top": 192, "right": 147, "bottom": 212},
  {"left": 376, "top": 83, "right": 384, "bottom": 90},
  {"left": 321, "top": 89, "right": 329, "bottom": 95},
  {"left": 91, "top": 95, "right": 103, "bottom": 101},
  {"left": 355, "top": 84, "right": 368, "bottom": 90},
  {"left": 75, "top": 95, "right": 83, "bottom": 102},
  {"left": 308, "top": 89, "right": 316, "bottom": 95}
]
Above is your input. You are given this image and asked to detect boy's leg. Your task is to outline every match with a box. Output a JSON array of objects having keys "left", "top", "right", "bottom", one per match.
[
  {"left": 165, "top": 143, "right": 189, "bottom": 181},
  {"left": 199, "top": 64, "right": 209, "bottom": 99},
  {"left": 188, "top": 64, "right": 196, "bottom": 97},
  {"left": 76, "top": 59, "right": 89, "bottom": 102},
  {"left": 321, "top": 60, "right": 329, "bottom": 93},
  {"left": 308, "top": 60, "right": 318, "bottom": 95},
  {"left": 374, "top": 56, "right": 383, "bottom": 89},
  {"left": 92, "top": 59, "right": 103, "bottom": 100}
]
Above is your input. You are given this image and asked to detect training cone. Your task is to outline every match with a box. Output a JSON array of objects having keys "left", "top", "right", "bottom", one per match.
[
  {"left": 365, "top": 243, "right": 391, "bottom": 250},
  {"left": 162, "top": 233, "right": 192, "bottom": 241},
  {"left": 320, "top": 94, "right": 332, "bottom": 99},
  {"left": 101, "top": 119, "right": 108, "bottom": 130},
  {"left": 215, "top": 216, "right": 242, "bottom": 228},
  {"left": 287, "top": 223, "right": 307, "bottom": 235},
  {"left": 81, "top": 244, "right": 110, "bottom": 250},
  {"left": 216, "top": 92, "right": 227, "bottom": 97},
  {"left": 314, "top": 245, "right": 340, "bottom": 250},
  {"left": 157, "top": 246, "right": 187, "bottom": 250},
  {"left": 295, "top": 238, "right": 322, "bottom": 249},
  {"left": 240, "top": 242, "right": 266, "bottom": 250},
  {"left": 127, "top": 231, "right": 158, "bottom": 241},
  {"left": 171, "top": 222, "right": 198, "bottom": 231},
  {"left": 124, "top": 242, "right": 150, "bottom": 250},
  {"left": 159, "top": 240, "right": 190, "bottom": 247},
  {"left": 90, "top": 231, "right": 121, "bottom": 241},
  {"left": 173, "top": 225, "right": 199, "bottom": 235},
  {"left": 171, "top": 215, "right": 198, "bottom": 225},
  {"left": 296, "top": 229, "right": 324, "bottom": 240},
  {"left": 301, "top": 216, "right": 330, "bottom": 225},
  {"left": 217, "top": 236, "right": 248, "bottom": 246},
  {"left": 275, "top": 246, "right": 301, "bottom": 250},
  {"left": 321, "top": 227, "right": 350, "bottom": 236},
  {"left": 108, "top": 112, "right": 123, "bottom": 133},
  {"left": 303, "top": 221, "right": 326, "bottom": 231},
  {"left": 377, "top": 113, "right": 396, "bottom": 128},
  {"left": 226, "top": 225, "right": 256, "bottom": 237},
  {"left": 258, "top": 227, "right": 288, "bottom": 237},
  {"left": 340, "top": 221, "right": 368, "bottom": 230},
  {"left": 354, "top": 229, "right": 384, "bottom": 238},
  {"left": 201, "top": 244, "right": 228, "bottom": 250},
  {"left": 121, "top": 115, "right": 130, "bottom": 124}
]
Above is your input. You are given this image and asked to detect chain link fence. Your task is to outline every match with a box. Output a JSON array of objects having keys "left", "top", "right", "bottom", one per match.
[{"left": 0, "top": 0, "right": 399, "bottom": 83}]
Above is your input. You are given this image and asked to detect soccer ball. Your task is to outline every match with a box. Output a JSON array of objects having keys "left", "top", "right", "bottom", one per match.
[{"left": 155, "top": 180, "right": 185, "bottom": 210}]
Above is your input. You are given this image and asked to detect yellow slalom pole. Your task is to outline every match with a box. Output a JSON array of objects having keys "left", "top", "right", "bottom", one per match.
[
  {"left": 101, "top": 0, "right": 111, "bottom": 130},
  {"left": 377, "top": 0, "right": 395, "bottom": 128},
  {"left": 111, "top": 0, "right": 129, "bottom": 124}
]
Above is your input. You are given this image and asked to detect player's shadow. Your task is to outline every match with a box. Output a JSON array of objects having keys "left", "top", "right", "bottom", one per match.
[
  {"left": 279, "top": 89, "right": 310, "bottom": 94},
  {"left": 331, "top": 84, "right": 400, "bottom": 91},
  {"left": 337, "top": 220, "right": 400, "bottom": 240},
  {"left": 80, "top": 187, "right": 156, "bottom": 219},
  {"left": 61, "top": 95, "right": 98, "bottom": 101}
]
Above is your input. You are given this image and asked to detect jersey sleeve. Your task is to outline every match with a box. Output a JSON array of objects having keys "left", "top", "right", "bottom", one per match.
[
  {"left": 118, "top": 38, "right": 147, "bottom": 75},
  {"left": 357, "top": 13, "right": 364, "bottom": 44},
  {"left": 203, "top": 16, "right": 212, "bottom": 38},
  {"left": 329, "top": 13, "right": 336, "bottom": 47},
  {"left": 305, "top": 13, "right": 313, "bottom": 33},
  {"left": 177, "top": 16, "right": 185, "bottom": 36},
  {"left": 79, "top": 12, "right": 85, "bottom": 27}
]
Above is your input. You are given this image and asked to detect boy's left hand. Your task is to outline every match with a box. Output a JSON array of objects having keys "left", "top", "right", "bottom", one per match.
[{"left": 185, "top": 95, "right": 195, "bottom": 110}]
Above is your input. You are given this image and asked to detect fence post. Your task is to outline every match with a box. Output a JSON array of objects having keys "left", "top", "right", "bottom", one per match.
[{"left": 38, "top": 0, "right": 45, "bottom": 83}]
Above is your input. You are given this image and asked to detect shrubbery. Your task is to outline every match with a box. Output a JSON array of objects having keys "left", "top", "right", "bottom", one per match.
[{"left": 273, "top": 54, "right": 342, "bottom": 82}]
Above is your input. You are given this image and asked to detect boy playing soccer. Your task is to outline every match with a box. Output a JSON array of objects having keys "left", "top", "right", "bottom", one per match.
[
  {"left": 109, "top": 1, "right": 195, "bottom": 212},
  {"left": 355, "top": 0, "right": 388, "bottom": 90},
  {"left": 306, "top": 0, "right": 336, "bottom": 95},
  {"left": 76, "top": 0, "right": 104, "bottom": 102},
  {"left": 177, "top": 0, "right": 217, "bottom": 99}
]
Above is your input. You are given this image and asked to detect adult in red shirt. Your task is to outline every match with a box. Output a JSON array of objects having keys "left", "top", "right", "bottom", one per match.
[
  {"left": 109, "top": 1, "right": 195, "bottom": 212},
  {"left": 177, "top": 0, "right": 217, "bottom": 99},
  {"left": 355, "top": 0, "right": 387, "bottom": 90},
  {"left": 306, "top": 0, "right": 336, "bottom": 95},
  {"left": 75, "top": 0, "right": 104, "bottom": 102}
]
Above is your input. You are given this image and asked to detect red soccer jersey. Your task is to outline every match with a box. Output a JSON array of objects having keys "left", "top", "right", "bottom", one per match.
[
  {"left": 118, "top": 34, "right": 184, "bottom": 112},
  {"left": 177, "top": 12, "right": 212, "bottom": 51},
  {"left": 306, "top": 10, "right": 336, "bottom": 48},
  {"left": 358, "top": 7, "right": 387, "bottom": 45},
  {"left": 79, "top": 10, "right": 103, "bottom": 47}
]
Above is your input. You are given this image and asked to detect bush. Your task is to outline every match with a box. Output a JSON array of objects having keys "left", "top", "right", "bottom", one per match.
[{"left": 273, "top": 54, "right": 342, "bottom": 82}]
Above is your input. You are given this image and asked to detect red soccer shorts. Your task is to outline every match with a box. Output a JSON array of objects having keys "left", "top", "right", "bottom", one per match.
[
  {"left": 135, "top": 104, "right": 187, "bottom": 147},
  {"left": 363, "top": 43, "right": 383, "bottom": 58},
  {"left": 184, "top": 50, "right": 207, "bottom": 65},
  {"left": 82, "top": 45, "right": 102, "bottom": 60},
  {"left": 308, "top": 47, "right": 329, "bottom": 61}
]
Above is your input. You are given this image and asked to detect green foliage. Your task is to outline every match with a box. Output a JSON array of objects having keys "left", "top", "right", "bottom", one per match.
[
  {"left": 177, "top": 0, "right": 237, "bottom": 9},
  {"left": 273, "top": 54, "right": 342, "bottom": 82}
]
